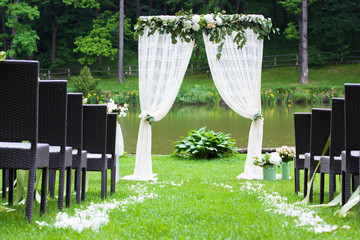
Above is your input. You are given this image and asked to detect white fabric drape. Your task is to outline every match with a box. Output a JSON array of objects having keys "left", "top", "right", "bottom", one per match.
[
  {"left": 203, "top": 28, "right": 264, "bottom": 180},
  {"left": 115, "top": 122, "right": 124, "bottom": 182},
  {"left": 122, "top": 23, "right": 194, "bottom": 181}
]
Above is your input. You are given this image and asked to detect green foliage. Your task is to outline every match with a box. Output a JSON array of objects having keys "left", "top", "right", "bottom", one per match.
[
  {"left": 62, "top": 0, "right": 100, "bottom": 9},
  {"left": 308, "top": 45, "right": 324, "bottom": 67},
  {"left": 172, "top": 127, "right": 236, "bottom": 159},
  {"left": 70, "top": 66, "right": 100, "bottom": 95}
]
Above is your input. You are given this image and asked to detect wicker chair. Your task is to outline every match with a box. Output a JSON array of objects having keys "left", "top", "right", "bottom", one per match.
[
  {"left": 67, "top": 93, "right": 87, "bottom": 203},
  {"left": 38, "top": 80, "right": 72, "bottom": 210},
  {"left": 319, "top": 98, "right": 345, "bottom": 203},
  {"left": 341, "top": 84, "right": 360, "bottom": 205},
  {"left": 107, "top": 113, "right": 118, "bottom": 195},
  {"left": 83, "top": 105, "right": 108, "bottom": 199},
  {"left": 293, "top": 113, "right": 311, "bottom": 194},
  {"left": 303, "top": 108, "right": 331, "bottom": 203},
  {"left": 0, "top": 60, "right": 49, "bottom": 222}
]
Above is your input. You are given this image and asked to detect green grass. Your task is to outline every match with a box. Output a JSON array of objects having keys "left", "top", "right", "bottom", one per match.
[{"left": 1, "top": 155, "right": 359, "bottom": 239}]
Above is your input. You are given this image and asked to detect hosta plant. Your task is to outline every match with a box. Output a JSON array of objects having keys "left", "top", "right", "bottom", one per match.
[{"left": 172, "top": 127, "right": 236, "bottom": 159}]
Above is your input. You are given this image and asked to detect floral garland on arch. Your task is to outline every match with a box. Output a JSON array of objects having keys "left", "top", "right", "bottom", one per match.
[{"left": 134, "top": 11, "right": 277, "bottom": 59}]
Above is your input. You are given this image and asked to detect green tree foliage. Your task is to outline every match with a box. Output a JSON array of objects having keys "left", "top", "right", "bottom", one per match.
[
  {"left": 70, "top": 65, "right": 100, "bottom": 95},
  {"left": 1, "top": 0, "right": 40, "bottom": 58}
]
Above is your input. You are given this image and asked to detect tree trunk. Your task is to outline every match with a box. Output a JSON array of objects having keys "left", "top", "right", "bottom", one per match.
[
  {"left": 10, "top": 0, "right": 19, "bottom": 59},
  {"left": 219, "top": 0, "right": 224, "bottom": 10},
  {"left": 51, "top": 19, "right": 58, "bottom": 65},
  {"left": 235, "top": 0, "right": 244, "bottom": 13},
  {"left": 96, "top": 8, "right": 103, "bottom": 68},
  {"left": 148, "top": 0, "right": 152, "bottom": 15},
  {"left": 299, "top": 0, "right": 309, "bottom": 84},
  {"left": 118, "top": 0, "right": 124, "bottom": 83},
  {"left": 1, "top": 7, "right": 7, "bottom": 51},
  {"left": 136, "top": 0, "right": 141, "bottom": 18},
  {"left": 163, "top": 0, "right": 167, "bottom": 15},
  {"left": 272, "top": 0, "right": 277, "bottom": 25}
]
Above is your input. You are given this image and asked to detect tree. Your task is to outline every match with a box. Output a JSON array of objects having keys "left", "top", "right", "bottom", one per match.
[
  {"left": 0, "top": 0, "right": 40, "bottom": 59},
  {"left": 119, "top": 0, "right": 124, "bottom": 83},
  {"left": 280, "top": 0, "right": 312, "bottom": 84}
]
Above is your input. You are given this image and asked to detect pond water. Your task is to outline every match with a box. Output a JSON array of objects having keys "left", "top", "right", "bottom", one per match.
[{"left": 118, "top": 104, "right": 317, "bottom": 155}]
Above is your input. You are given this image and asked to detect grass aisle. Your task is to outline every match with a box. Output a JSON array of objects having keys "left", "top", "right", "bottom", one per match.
[{"left": 1, "top": 155, "right": 359, "bottom": 239}]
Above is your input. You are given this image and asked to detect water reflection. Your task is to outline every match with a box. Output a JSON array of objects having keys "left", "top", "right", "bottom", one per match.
[{"left": 119, "top": 104, "right": 315, "bottom": 155}]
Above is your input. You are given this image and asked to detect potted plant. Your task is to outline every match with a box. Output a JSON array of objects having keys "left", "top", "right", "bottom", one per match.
[
  {"left": 253, "top": 152, "right": 282, "bottom": 180},
  {"left": 276, "top": 146, "right": 296, "bottom": 180}
]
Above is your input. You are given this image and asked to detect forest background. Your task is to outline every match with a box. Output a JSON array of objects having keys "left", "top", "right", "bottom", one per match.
[{"left": 0, "top": 0, "right": 359, "bottom": 70}]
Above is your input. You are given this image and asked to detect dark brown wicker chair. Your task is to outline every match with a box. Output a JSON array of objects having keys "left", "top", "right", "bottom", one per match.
[
  {"left": 341, "top": 84, "right": 360, "bottom": 205},
  {"left": 303, "top": 108, "right": 331, "bottom": 203},
  {"left": 0, "top": 60, "right": 49, "bottom": 222},
  {"left": 107, "top": 113, "right": 118, "bottom": 195},
  {"left": 319, "top": 98, "right": 345, "bottom": 203},
  {"left": 38, "top": 80, "right": 72, "bottom": 210},
  {"left": 67, "top": 93, "right": 87, "bottom": 203},
  {"left": 83, "top": 105, "right": 108, "bottom": 199},
  {"left": 293, "top": 113, "right": 311, "bottom": 194}
]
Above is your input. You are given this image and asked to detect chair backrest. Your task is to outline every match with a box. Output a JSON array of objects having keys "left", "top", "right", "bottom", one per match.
[
  {"left": 107, "top": 113, "right": 117, "bottom": 158},
  {"left": 329, "top": 98, "right": 345, "bottom": 158},
  {"left": 344, "top": 84, "right": 360, "bottom": 154},
  {"left": 294, "top": 113, "right": 311, "bottom": 158},
  {"left": 38, "top": 80, "right": 68, "bottom": 149},
  {"left": 66, "top": 93, "right": 84, "bottom": 151},
  {"left": 83, "top": 105, "right": 107, "bottom": 155},
  {"left": 310, "top": 108, "right": 331, "bottom": 156},
  {"left": 0, "top": 60, "right": 39, "bottom": 145}
]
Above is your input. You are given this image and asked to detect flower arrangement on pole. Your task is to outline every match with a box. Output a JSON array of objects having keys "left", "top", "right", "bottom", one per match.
[
  {"left": 253, "top": 152, "right": 282, "bottom": 181},
  {"left": 106, "top": 98, "right": 128, "bottom": 117},
  {"left": 276, "top": 146, "right": 295, "bottom": 180}
]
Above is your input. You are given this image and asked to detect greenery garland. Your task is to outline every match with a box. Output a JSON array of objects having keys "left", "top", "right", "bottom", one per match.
[{"left": 134, "top": 11, "right": 277, "bottom": 59}]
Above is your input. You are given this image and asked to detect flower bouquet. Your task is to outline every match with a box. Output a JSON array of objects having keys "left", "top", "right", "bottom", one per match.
[
  {"left": 276, "top": 146, "right": 295, "bottom": 180},
  {"left": 253, "top": 152, "right": 282, "bottom": 181},
  {"left": 106, "top": 98, "right": 128, "bottom": 117}
]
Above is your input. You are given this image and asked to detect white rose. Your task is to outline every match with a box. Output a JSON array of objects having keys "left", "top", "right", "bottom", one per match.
[
  {"left": 183, "top": 20, "right": 192, "bottom": 28},
  {"left": 203, "top": 14, "right": 214, "bottom": 23},
  {"left": 192, "top": 23, "right": 200, "bottom": 31},
  {"left": 269, "top": 152, "right": 282, "bottom": 165},
  {"left": 215, "top": 16, "right": 223, "bottom": 25},
  {"left": 192, "top": 15, "right": 200, "bottom": 24}
]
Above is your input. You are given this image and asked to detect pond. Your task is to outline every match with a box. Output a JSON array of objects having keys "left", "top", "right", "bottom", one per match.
[{"left": 118, "top": 104, "right": 317, "bottom": 155}]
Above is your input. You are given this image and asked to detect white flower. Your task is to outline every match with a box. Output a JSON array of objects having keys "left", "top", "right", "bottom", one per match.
[
  {"left": 215, "top": 16, "right": 223, "bottom": 25},
  {"left": 183, "top": 20, "right": 192, "bottom": 28},
  {"left": 83, "top": 98, "right": 88, "bottom": 104},
  {"left": 192, "top": 23, "right": 200, "bottom": 31},
  {"left": 269, "top": 152, "right": 282, "bottom": 166},
  {"left": 192, "top": 15, "right": 200, "bottom": 24},
  {"left": 203, "top": 14, "right": 214, "bottom": 23},
  {"left": 107, "top": 99, "right": 118, "bottom": 113}
]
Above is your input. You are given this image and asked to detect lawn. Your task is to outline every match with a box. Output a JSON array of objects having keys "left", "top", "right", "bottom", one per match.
[{"left": 1, "top": 155, "right": 359, "bottom": 239}]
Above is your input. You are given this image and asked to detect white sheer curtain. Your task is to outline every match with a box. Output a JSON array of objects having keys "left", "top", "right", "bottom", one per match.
[
  {"left": 122, "top": 20, "right": 194, "bottom": 181},
  {"left": 203, "top": 28, "right": 264, "bottom": 180}
]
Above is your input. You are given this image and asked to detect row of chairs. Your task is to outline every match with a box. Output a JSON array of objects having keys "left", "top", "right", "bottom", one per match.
[
  {"left": 0, "top": 60, "right": 118, "bottom": 222},
  {"left": 294, "top": 84, "right": 360, "bottom": 207}
]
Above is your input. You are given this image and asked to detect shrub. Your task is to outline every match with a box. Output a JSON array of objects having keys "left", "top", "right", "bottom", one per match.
[
  {"left": 71, "top": 66, "right": 100, "bottom": 95},
  {"left": 172, "top": 127, "right": 236, "bottom": 159}
]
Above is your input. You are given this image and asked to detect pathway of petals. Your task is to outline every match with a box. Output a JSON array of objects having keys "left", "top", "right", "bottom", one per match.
[{"left": 36, "top": 180, "right": 348, "bottom": 234}]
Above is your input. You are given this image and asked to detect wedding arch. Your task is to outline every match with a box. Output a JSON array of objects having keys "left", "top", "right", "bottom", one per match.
[{"left": 122, "top": 13, "right": 274, "bottom": 181}]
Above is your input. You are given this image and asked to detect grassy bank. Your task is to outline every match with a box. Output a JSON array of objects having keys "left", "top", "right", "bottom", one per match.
[
  {"left": 68, "top": 63, "right": 360, "bottom": 106},
  {"left": 1, "top": 155, "right": 359, "bottom": 239}
]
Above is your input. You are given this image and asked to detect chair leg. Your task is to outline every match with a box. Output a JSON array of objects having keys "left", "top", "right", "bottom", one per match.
[
  {"left": 329, "top": 173, "right": 335, "bottom": 202},
  {"left": 2, "top": 169, "right": 8, "bottom": 199},
  {"left": 66, "top": 167, "right": 71, "bottom": 208},
  {"left": 320, "top": 173, "right": 325, "bottom": 204},
  {"left": 40, "top": 168, "right": 48, "bottom": 215},
  {"left": 75, "top": 168, "right": 81, "bottom": 204},
  {"left": 309, "top": 169, "right": 314, "bottom": 203},
  {"left": 342, "top": 171, "right": 351, "bottom": 206},
  {"left": 111, "top": 166, "right": 116, "bottom": 195},
  {"left": 81, "top": 168, "right": 86, "bottom": 202},
  {"left": 8, "top": 169, "right": 14, "bottom": 206},
  {"left": 101, "top": 169, "right": 107, "bottom": 199},
  {"left": 49, "top": 169, "right": 56, "bottom": 198},
  {"left": 295, "top": 168, "right": 300, "bottom": 193},
  {"left": 58, "top": 169, "right": 65, "bottom": 210},
  {"left": 352, "top": 174, "right": 359, "bottom": 192},
  {"left": 26, "top": 169, "right": 36, "bottom": 223},
  {"left": 303, "top": 168, "right": 308, "bottom": 198}
]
